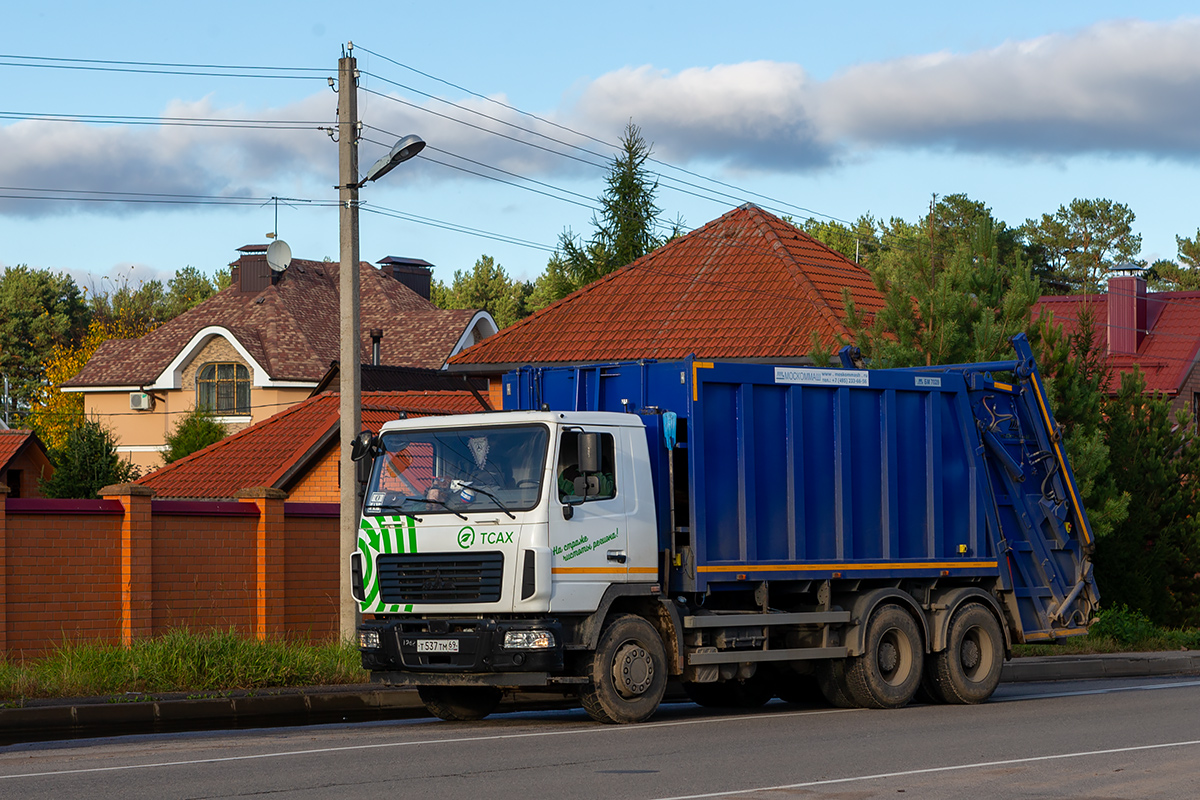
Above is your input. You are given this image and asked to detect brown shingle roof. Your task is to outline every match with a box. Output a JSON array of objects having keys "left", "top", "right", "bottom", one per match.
[
  {"left": 450, "top": 205, "right": 884, "bottom": 368},
  {"left": 65, "top": 257, "right": 481, "bottom": 388},
  {"left": 137, "top": 390, "right": 491, "bottom": 499}
]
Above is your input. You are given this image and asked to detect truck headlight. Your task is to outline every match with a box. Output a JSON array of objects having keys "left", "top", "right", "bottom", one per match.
[
  {"left": 359, "top": 630, "right": 381, "bottom": 650},
  {"left": 503, "top": 630, "right": 555, "bottom": 649}
]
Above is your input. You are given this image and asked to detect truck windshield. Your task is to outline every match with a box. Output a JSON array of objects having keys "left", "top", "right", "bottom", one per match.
[{"left": 365, "top": 424, "right": 549, "bottom": 516}]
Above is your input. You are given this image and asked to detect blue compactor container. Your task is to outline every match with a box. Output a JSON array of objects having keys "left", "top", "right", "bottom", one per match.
[{"left": 505, "top": 333, "right": 1098, "bottom": 648}]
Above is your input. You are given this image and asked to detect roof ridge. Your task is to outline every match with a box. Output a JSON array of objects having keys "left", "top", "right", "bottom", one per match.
[{"left": 747, "top": 207, "right": 851, "bottom": 339}]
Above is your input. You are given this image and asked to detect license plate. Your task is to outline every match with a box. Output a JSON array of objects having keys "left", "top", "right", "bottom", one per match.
[{"left": 416, "top": 639, "right": 459, "bottom": 653}]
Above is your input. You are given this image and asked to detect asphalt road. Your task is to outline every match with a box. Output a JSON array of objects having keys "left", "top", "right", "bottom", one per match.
[{"left": 2, "top": 676, "right": 1199, "bottom": 799}]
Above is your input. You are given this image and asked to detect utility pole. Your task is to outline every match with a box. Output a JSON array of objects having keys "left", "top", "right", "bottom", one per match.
[{"left": 337, "top": 47, "right": 362, "bottom": 642}]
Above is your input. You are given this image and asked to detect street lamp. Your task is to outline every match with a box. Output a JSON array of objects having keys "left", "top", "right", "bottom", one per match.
[{"left": 337, "top": 49, "right": 425, "bottom": 641}]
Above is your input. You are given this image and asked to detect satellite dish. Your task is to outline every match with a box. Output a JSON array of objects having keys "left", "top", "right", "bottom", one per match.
[{"left": 266, "top": 239, "right": 292, "bottom": 273}]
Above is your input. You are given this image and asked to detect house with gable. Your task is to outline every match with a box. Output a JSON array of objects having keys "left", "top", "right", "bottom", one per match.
[
  {"left": 448, "top": 204, "right": 886, "bottom": 403},
  {"left": 0, "top": 429, "right": 54, "bottom": 498},
  {"left": 1033, "top": 274, "right": 1200, "bottom": 424},
  {"left": 63, "top": 246, "right": 497, "bottom": 472}
]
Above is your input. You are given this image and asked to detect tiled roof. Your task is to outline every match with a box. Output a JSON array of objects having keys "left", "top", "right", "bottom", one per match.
[
  {"left": 0, "top": 430, "right": 38, "bottom": 469},
  {"left": 137, "top": 390, "right": 490, "bottom": 499},
  {"left": 1033, "top": 290, "right": 1200, "bottom": 395},
  {"left": 450, "top": 204, "right": 884, "bottom": 367},
  {"left": 65, "top": 257, "right": 480, "bottom": 388}
]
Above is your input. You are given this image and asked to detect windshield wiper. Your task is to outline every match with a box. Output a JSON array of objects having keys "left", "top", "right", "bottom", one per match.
[
  {"left": 399, "top": 496, "right": 468, "bottom": 520},
  {"left": 455, "top": 482, "right": 515, "bottom": 519}
]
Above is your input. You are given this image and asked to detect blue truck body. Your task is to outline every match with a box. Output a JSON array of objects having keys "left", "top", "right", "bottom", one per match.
[{"left": 503, "top": 333, "right": 1097, "bottom": 644}]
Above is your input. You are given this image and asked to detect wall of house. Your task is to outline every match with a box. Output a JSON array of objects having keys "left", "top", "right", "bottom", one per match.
[
  {"left": 1172, "top": 364, "right": 1200, "bottom": 426},
  {"left": 2, "top": 447, "right": 54, "bottom": 499},
  {"left": 285, "top": 447, "right": 339, "bottom": 503},
  {"left": 0, "top": 487, "right": 341, "bottom": 658},
  {"left": 86, "top": 382, "right": 315, "bottom": 476}
]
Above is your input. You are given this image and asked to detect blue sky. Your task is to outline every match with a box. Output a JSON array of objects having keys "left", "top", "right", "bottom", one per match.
[{"left": 3, "top": 2, "right": 1199, "bottom": 291}]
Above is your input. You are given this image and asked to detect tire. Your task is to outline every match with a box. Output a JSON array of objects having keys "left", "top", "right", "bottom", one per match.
[
  {"left": 844, "top": 604, "right": 924, "bottom": 709},
  {"left": 684, "top": 672, "right": 773, "bottom": 709},
  {"left": 418, "top": 686, "right": 503, "bottom": 721},
  {"left": 928, "top": 604, "right": 1004, "bottom": 704},
  {"left": 816, "top": 659, "right": 857, "bottom": 708},
  {"left": 580, "top": 615, "right": 668, "bottom": 724}
]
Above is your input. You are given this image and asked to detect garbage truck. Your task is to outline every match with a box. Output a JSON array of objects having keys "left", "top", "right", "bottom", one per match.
[{"left": 351, "top": 333, "right": 1098, "bottom": 723}]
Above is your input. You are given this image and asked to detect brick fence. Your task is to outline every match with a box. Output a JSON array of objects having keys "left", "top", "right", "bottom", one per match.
[{"left": 0, "top": 483, "right": 340, "bottom": 658}]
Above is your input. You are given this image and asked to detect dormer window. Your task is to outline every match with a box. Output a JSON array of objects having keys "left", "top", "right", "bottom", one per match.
[{"left": 197, "top": 362, "right": 250, "bottom": 415}]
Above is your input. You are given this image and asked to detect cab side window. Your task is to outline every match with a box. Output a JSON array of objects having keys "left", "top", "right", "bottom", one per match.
[{"left": 557, "top": 432, "right": 617, "bottom": 502}]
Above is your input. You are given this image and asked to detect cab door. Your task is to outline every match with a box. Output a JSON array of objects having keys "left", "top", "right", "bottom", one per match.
[{"left": 547, "top": 428, "right": 629, "bottom": 612}]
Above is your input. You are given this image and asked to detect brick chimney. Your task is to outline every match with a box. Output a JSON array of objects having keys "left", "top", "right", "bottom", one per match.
[
  {"left": 1108, "top": 275, "right": 1147, "bottom": 355},
  {"left": 378, "top": 256, "right": 433, "bottom": 300}
]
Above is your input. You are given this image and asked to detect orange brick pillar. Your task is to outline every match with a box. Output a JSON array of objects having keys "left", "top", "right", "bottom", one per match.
[
  {"left": 0, "top": 484, "right": 8, "bottom": 654},
  {"left": 236, "top": 487, "right": 288, "bottom": 640},
  {"left": 101, "top": 483, "right": 154, "bottom": 645}
]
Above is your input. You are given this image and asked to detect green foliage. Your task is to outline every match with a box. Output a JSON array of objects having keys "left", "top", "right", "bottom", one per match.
[
  {"left": 1088, "top": 605, "right": 1159, "bottom": 646},
  {"left": 432, "top": 255, "right": 532, "bottom": 329},
  {"left": 162, "top": 407, "right": 228, "bottom": 465},
  {"left": 1145, "top": 231, "right": 1200, "bottom": 290},
  {"left": 532, "top": 121, "right": 676, "bottom": 309},
  {"left": 0, "top": 629, "right": 366, "bottom": 700},
  {"left": 1021, "top": 198, "right": 1142, "bottom": 293},
  {"left": 87, "top": 266, "right": 221, "bottom": 329},
  {"left": 0, "top": 265, "right": 89, "bottom": 419},
  {"left": 799, "top": 214, "right": 881, "bottom": 264},
  {"left": 40, "top": 417, "right": 138, "bottom": 499},
  {"left": 1095, "top": 370, "right": 1200, "bottom": 628},
  {"left": 845, "top": 196, "right": 1041, "bottom": 368}
]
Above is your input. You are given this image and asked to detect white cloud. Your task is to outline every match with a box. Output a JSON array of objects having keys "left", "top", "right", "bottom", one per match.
[{"left": 4, "top": 17, "right": 1200, "bottom": 220}]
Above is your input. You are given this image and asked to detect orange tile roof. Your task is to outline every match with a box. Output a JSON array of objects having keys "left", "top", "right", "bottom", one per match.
[
  {"left": 137, "top": 390, "right": 489, "bottom": 499},
  {"left": 0, "top": 430, "right": 38, "bottom": 470},
  {"left": 66, "top": 257, "right": 479, "bottom": 388},
  {"left": 1033, "top": 290, "right": 1200, "bottom": 396},
  {"left": 451, "top": 204, "right": 883, "bottom": 367}
]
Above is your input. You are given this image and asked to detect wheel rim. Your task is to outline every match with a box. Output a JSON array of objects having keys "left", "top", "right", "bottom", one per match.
[
  {"left": 877, "top": 627, "right": 914, "bottom": 686},
  {"left": 960, "top": 625, "right": 994, "bottom": 682},
  {"left": 613, "top": 641, "right": 654, "bottom": 698}
]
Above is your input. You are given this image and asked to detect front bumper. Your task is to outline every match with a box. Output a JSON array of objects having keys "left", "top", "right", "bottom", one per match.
[{"left": 358, "top": 618, "right": 564, "bottom": 674}]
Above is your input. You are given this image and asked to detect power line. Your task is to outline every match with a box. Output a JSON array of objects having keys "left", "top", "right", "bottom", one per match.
[
  {"left": 0, "top": 110, "right": 325, "bottom": 130},
  {"left": 0, "top": 53, "right": 324, "bottom": 80}
]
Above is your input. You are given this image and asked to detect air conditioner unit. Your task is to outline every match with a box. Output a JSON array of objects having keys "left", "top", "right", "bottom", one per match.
[{"left": 130, "top": 392, "right": 154, "bottom": 411}]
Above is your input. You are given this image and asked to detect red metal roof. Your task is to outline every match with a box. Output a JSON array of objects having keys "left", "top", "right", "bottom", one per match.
[
  {"left": 1033, "top": 289, "right": 1200, "bottom": 396},
  {"left": 450, "top": 205, "right": 884, "bottom": 367},
  {"left": 137, "top": 390, "right": 489, "bottom": 499}
]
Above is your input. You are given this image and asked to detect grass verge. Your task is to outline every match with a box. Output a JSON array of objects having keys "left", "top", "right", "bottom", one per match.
[
  {"left": 1014, "top": 605, "right": 1199, "bottom": 657},
  {"left": 0, "top": 629, "right": 367, "bottom": 702}
]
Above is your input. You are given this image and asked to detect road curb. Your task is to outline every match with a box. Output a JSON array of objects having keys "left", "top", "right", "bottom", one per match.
[{"left": 3, "top": 652, "right": 1198, "bottom": 742}]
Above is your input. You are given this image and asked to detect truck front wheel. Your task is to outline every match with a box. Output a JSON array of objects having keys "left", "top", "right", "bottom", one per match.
[
  {"left": 844, "top": 604, "right": 924, "bottom": 709},
  {"left": 927, "top": 604, "right": 1004, "bottom": 704},
  {"left": 418, "top": 686, "right": 503, "bottom": 721},
  {"left": 581, "top": 615, "right": 667, "bottom": 724}
]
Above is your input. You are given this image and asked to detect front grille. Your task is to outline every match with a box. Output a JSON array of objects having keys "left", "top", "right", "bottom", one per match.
[{"left": 376, "top": 552, "right": 504, "bottom": 604}]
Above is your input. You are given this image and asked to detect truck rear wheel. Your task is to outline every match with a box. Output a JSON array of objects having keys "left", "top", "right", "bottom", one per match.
[
  {"left": 927, "top": 604, "right": 1003, "bottom": 704},
  {"left": 816, "top": 659, "right": 856, "bottom": 708},
  {"left": 418, "top": 686, "right": 503, "bottom": 721},
  {"left": 844, "top": 604, "right": 924, "bottom": 709},
  {"left": 581, "top": 614, "right": 667, "bottom": 724}
]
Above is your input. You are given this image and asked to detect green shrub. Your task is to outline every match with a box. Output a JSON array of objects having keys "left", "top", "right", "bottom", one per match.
[
  {"left": 1088, "top": 605, "right": 1159, "bottom": 646},
  {"left": 162, "top": 407, "right": 227, "bottom": 464}
]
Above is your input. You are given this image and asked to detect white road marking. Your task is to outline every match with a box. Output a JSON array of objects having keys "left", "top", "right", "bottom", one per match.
[
  {"left": 0, "top": 707, "right": 859, "bottom": 780},
  {"left": 648, "top": 738, "right": 1200, "bottom": 800},
  {"left": 996, "top": 678, "right": 1200, "bottom": 702}
]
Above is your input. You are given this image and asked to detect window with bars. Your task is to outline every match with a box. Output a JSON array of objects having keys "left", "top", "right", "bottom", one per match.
[{"left": 197, "top": 362, "right": 250, "bottom": 415}]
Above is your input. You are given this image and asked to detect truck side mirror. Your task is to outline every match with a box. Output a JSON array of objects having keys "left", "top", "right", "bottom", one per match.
[
  {"left": 578, "top": 432, "right": 600, "bottom": 474},
  {"left": 350, "top": 430, "right": 377, "bottom": 462}
]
